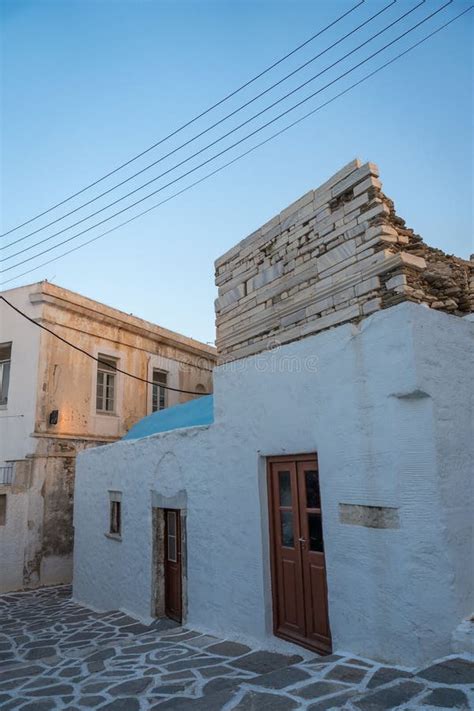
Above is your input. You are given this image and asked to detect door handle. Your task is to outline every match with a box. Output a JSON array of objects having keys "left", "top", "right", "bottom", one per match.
[{"left": 299, "top": 537, "right": 307, "bottom": 548}]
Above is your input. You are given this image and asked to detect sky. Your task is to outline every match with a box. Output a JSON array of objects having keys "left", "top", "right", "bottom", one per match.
[{"left": 1, "top": 0, "right": 472, "bottom": 345}]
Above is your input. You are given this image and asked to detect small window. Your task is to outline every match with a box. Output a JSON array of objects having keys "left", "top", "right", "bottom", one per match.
[
  {"left": 152, "top": 369, "right": 167, "bottom": 412},
  {"left": 109, "top": 491, "right": 122, "bottom": 537},
  {"left": 0, "top": 343, "right": 12, "bottom": 407},
  {"left": 97, "top": 355, "right": 117, "bottom": 414},
  {"left": 0, "top": 494, "right": 6, "bottom": 526}
]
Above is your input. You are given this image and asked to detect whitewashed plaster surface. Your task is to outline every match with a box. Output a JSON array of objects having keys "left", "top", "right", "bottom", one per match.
[
  {"left": 73, "top": 303, "right": 473, "bottom": 667},
  {"left": 0, "top": 286, "right": 42, "bottom": 592},
  {"left": 0, "top": 285, "right": 41, "bottom": 464}
]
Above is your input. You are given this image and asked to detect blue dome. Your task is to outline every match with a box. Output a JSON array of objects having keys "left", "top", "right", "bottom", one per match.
[{"left": 123, "top": 395, "right": 214, "bottom": 440}]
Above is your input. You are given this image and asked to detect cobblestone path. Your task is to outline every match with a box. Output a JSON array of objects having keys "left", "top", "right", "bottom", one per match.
[{"left": 0, "top": 586, "right": 473, "bottom": 709}]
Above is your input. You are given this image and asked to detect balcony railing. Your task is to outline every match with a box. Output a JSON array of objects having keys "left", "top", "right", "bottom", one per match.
[{"left": 0, "top": 464, "right": 14, "bottom": 485}]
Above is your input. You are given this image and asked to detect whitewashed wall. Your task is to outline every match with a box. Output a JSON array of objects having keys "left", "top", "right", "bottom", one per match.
[
  {"left": 0, "top": 286, "right": 42, "bottom": 591},
  {"left": 73, "top": 303, "right": 473, "bottom": 666},
  {"left": 0, "top": 285, "right": 41, "bottom": 463}
]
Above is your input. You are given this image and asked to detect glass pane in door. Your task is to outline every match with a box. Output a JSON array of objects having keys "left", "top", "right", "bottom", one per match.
[
  {"left": 305, "top": 470, "right": 320, "bottom": 509},
  {"left": 278, "top": 471, "right": 292, "bottom": 507},
  {"left": 308, "top": 513, "right": 324, "bottom": 552},
  {"left": 280, "top": 511, "right": 294, "bottom": 547},
  {"left": 167, "top": 511, "right": 177, "bottom": 562}
]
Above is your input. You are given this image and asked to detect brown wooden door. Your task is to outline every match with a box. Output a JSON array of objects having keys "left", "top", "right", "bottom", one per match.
[
  {"left": 164, "top": 509, "right": 182, "bottom": 622},
  {"left": 268, "top": 454, "right": 331, "bottom": 654}
]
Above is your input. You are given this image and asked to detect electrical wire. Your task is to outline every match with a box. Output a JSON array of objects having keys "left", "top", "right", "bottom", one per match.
[
  {"left": 2, "top": 0, "right": 423, "bottom": 259},
  {"left": 0, "top": 0, "right": 453, "bottom": 275},
  {"left": 0, "top": 295, "right": 213, "bottom": 395},
  {"left": 2, "top": 0, "right": 394, "bottom": 250},
  {"left": 0, "top": 1, "right": 365, "bottom": 238},
  {"left": 1, "top": 3, "right": 471, "bottom": 287}
]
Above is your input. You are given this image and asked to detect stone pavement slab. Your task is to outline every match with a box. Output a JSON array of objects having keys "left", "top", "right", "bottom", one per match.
[
  {"left": 416, "top": 656, "right": 474, "bottom": 685},
  {"left": 0, "top": 585, "right": 473, "bottom": 710}
]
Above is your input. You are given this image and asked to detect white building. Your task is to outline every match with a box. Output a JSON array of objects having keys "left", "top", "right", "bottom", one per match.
[
  {"left": 0, "top": 282, "right": 215, "bottom": 592},
  {"left": 72, "top": 160, "right": 473, "bottom": 666}
]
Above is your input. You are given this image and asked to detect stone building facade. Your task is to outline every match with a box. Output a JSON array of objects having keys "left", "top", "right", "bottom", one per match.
[
  {"left": 0, "top": 281, "right": 216, "bottom": 592},
  {"left": 215, "top": 158, "right": 472, "bottom": 362},
  {"left": 73, "top": 160, "right": 473, "bottom": 666}
]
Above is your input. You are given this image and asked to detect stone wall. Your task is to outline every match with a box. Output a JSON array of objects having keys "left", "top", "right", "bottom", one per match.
[{"left": 215, "top": 159, "right": 473, "bottom": 363}]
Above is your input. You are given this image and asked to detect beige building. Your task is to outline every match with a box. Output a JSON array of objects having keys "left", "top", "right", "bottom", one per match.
[{"left": 0, "top": 281, "right": 216, "bottom": 592}]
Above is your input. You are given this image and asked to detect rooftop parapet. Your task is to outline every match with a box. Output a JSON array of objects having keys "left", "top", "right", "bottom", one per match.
[{"left": 214, "top": 159, "right": 473, "bottom": 363}]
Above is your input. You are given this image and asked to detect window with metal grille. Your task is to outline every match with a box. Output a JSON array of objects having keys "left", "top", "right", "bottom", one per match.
[
  {"left": 96, "top": 355, "right": 117, "bottom": 413},
  {"left": 152, "top": 369, "right": 167, "bottom": 412},
  {"left": 0, "top": 343, "right": 12, "bottom": 407}
]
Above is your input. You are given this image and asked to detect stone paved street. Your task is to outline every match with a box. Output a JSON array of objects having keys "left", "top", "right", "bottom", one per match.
[{"left": 0, "top": 587, "right": 473, "bottom": 710}]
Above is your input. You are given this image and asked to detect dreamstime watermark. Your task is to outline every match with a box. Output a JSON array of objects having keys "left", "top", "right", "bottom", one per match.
[
  {"left": 217, "top": 337, "right": 319, "bottom": 375},
  {"left": 176, "top": 338, "right": 318, "bottom": 378}
]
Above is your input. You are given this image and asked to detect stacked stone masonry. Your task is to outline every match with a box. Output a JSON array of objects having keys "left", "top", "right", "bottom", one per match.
[{"left": 214, "top": 158, "right": 473, "bottom": 362}]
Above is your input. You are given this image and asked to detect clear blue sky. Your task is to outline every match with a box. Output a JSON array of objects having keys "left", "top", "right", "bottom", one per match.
[{"left": 1, "top": 0, "right": 472, "bottom": 344}]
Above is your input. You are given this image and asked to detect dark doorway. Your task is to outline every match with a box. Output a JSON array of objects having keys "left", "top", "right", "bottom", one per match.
[
  {"left": 164, "top": 509, "right": 182, "bottom": 622},
  {"left": 267, "top": 454, "right": 331, "bottom": 654}
]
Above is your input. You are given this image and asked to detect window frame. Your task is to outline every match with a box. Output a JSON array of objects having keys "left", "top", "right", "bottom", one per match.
[
  {"left": 107, "top": 490, "right": 122, "bottom": 540},
  {"left": 0, "top": 494, "right": 6, "bottom": 526},
  {"left": 0, "top": 342, "right": 12, "bottom": 409},
  {"left": 96, "top": 355, "right": 118, "bottom": 415},
  {"left": 151, "top": 368, "right": 168, "bottom": 413}
]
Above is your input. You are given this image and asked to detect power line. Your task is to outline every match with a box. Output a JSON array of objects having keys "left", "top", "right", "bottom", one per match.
[
  {"left": 0, "top": 295, "right": 213, "bottom": 395},
  {"left": 1, "top": 4, "right": 471, "bottom": 289},
  {"left": 0, "top": 0, "right": 452, "bottom": 275},
  {"left": 2, "top": 0, "right": 423, "bottom": 260},
  {"left": 2, "top": 0, "right": 394, "bottom": 251},
  {"left": 0, "top": 1, "right": 365, "bottom": 239}
]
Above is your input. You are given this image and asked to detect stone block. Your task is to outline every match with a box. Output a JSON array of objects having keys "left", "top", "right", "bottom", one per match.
[
  {"left": 316, "top": 206, "right": 344, "bottom": 233},
  {"left": 280, "top": 308, "right": 307, "bottom": 328},
  {"left": 362, "top": 298, "right": 382, "bottom": 315},
  {"left": 306, "top": 296, "right": 334, "bottom": 317},
  {"left": 260, "top": 214, "right": 280, "bottom": 236},
  {"left": 343, "top": 192, "right": 371, "bottom": 216},
  {"left": 301, "top": 303, "right": 360, "bottom": 336},
  {"left": 334, "top": 286, "right": 355, "bottom": 306},
  {"left": 331, "top": 162, "right": 379, "bottom": 198},
  {"left": 230, "top": 651, "right": 302, "bottom": 674},
  {"left": 357, "top": 202, "right": 390, "bottom": 223},
  {"left": 417, "top": 657, "right": 474, "bottom": 684},
  {"left": 315, "top": 206, "right": 331, "bottom": 222},
  {"left": 279, "top": 190, "right": 313, "bottom": 222},
  {"left": 280, "top": 202, "right": 314, "bottom": 232},
  {"left": 353, "top": 175, "right": 382, "bottom": 196},
  {"left": 365, "top": 224, "right": 398, "bottom": 241},
  {"left": 399, "top": 252, "right": 427, "bottom": 271},
  {"left": 247, "top": 262, "right": 284, "bottom": 292},
  {"left": 317, "top": 241, "right": 357, "bottom": 273},
  {"left": 344, "top": 223, "right": 366, "bottom": 241},
  {"left": 313, "top": 158, "right": 362, "bottom": 203},
  {"left": 355, "top": 277, "right": 380, "bottom": 297},
  {"left": 217, "top": 284, "right": 246, "bottom": 309},
  {"left": 386, "top": 274, "right": 407, "bottom": 290}
]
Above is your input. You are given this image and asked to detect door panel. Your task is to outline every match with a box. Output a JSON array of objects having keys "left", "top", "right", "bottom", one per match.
[
  {"left": 268, "top": 454, "right": 331, "bottom": 654},
  {"left": 164, "top": 509, "right": 182, "bottom": 622},
  {"left": 297, "top": 458, "right": 331, "bottom": 653},
  {"left": 269, "top": 461, "right": 306, "bottom": 638}
]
